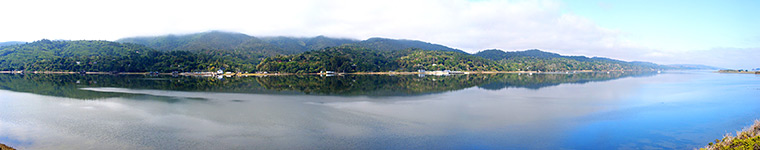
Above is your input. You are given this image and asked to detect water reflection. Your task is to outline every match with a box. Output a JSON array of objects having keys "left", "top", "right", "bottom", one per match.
[
  {"left": 0, "top": 71, "right": 656, "bottom": 99},
  {"left": 0, "top": 71, "right": 657, "bottom": 149},
  {"left": 1, "top": 71, "right": 757, "bottom": 149}
]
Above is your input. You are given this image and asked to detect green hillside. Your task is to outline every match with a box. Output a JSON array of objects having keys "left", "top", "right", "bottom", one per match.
[
  {"left": 348, "top": 37, "right": 466, "bottom": 53},
  {"left": 474, "top": 49, "right": 667, "bottom": 71},
  {"left": 259, "top": 35, "right": 357, "bottom": 52},
  {"left": 0, "top": 39, "right": 253, "bottom": 72},
  {"left": 396, "top": 50, "right": 504, "bottom": 71},
  {"left": 256, "top": 46, "right": 399, "bottom": 73},
  {"left": 0, "top": 31, "right": 685, "bottom": 73},
  {"left": 118, "top": 31, "right": 357, "bottom": 56},
  {"left": 256, "top": 46, "right": 502, "bottom": 73},
  {"left": 118, "top": 32, "right": 464, "bottom": 54},
  {"left": 116, "top": 31, "right": 276, "bottom": 64},
  {"left": 117, "top": 31, "right": 258, "bottom": 52},
  {"left": 117, "top": 31, "right": 362, "bottom": 65},
  {"left": 0, "top": 39, "right": 152, "bottom": 71}
]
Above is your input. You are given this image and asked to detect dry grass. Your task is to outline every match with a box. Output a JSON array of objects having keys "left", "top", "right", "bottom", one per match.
[
  {"left": 701, "top": 120, "right": 760, "bottom": 150},
  {"left": 0, "top": 143, "right": 15, "bottom": 150}
]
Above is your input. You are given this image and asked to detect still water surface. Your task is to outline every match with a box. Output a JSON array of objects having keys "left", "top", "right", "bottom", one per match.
[{"left": 0, "top": 71, "right": 758, "bottom": 149}]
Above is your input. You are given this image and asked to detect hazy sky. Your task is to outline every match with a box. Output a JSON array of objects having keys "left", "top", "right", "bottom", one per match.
[{"left": 0, "top": 0, "right": 757, "bottom": 68}]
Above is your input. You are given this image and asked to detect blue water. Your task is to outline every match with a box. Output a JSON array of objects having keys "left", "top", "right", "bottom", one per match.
[
  {"left": 0, "top": 71, "right": 757, "bottom": 149},
  {"left": 565, "top": 72, "right": 760, "bottom": 149}
]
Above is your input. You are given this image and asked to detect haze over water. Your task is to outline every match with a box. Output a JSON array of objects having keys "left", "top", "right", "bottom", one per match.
[{"left": 0, "top": 71, "right": 758, "bottom": 149}]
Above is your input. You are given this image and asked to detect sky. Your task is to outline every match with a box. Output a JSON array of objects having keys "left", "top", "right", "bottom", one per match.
[{"left": 0, "top": 0, "right": 757, "bottom": 69}]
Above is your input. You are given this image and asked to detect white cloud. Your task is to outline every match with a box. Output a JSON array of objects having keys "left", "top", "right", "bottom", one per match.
[
  {"left": 0, "top": 0, "right": 755, "bottom": 68},
  {"left": 0, "top": 0, "right": 623, "bottom": 50}
]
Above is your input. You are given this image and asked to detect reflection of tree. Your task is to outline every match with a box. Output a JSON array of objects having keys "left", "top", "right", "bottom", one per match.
[
  {"left": 256, "top": 72, "right": 657, "bottom": 96},
  {"left": 0, "top": 74, "right": 130, "bottom": 99},
  {"left": 478, "top": 72, "right": 657, "bottom": 90},
  {"left": 0, "top": 72, "right": 657, "bottom": 100},
  {"left": 0, "top": 74, "right": 279, "bottom": 100},
  {"left": 255, "top": 75, "right": 491, "bottom": 96}
]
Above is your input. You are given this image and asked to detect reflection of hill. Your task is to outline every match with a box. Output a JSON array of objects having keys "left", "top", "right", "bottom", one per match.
[
  {"left": 0, "top": 72, "right": 657, "bottom": 99},
  {"left": 255, "top": 75, "right": 491, "bottom": 96},
  {"left": 477, "top": 72, "right": 658, "bottom": 90},
  {"left": 0, "top": 74, "right": 285, "bottom": 100},
  {"left": 0, "top": 74, "right": 131, "bottom": 99},
  {"left": 255, "top": 72, "right": 657, "bottom": 96}
]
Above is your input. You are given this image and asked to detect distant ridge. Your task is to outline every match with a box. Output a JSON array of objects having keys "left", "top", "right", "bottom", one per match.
[
  {"left": 348, "top": 37, "right": 467, "bottom": 53},
  {"left": 665, "top": 64, "right": 722, "bottom": 70},
  {"left": 474, "top": 49, "right": 670, "bottom": 71},
  {"left": 0, "top": 41, "right": 26, "bottom": 47},
  {"left": 117, "top": 31, "right": 294, "bottom": 56},
  {"left": 258, "top": 35, "right": 358, "bottom": 53},
  {"left": 117, "top": 31, "right": 467, "bottom": 54}
]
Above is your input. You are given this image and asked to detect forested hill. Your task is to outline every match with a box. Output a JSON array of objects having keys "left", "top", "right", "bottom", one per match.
[
  {"left": 256, "top": 46, "right": 501, "bottom": 73},
  {"left": 474, "top": 49, "right": 670, "bottom": 71},
  {"left": 0, "top": 39, "right": 151, "bottom": 70},
  {"left": 256, "top": 46, "right": 667, "bottom": 73},
  {"left": 0, "top": 31, "right": 693, "bottom": 73},
  {"left": 476, "top": 49, "right": 563, "bottom": 59},
  {"left": 259, "top": 35, "right": 358, "bottom": 53},
  {"left": 117, "top": 31, "right": 465, "bottom": 54},
  {"left": 0, "top": 39, "right": 255, "bottom": 72},
  {"left": 117, "top": 31, "right": 292, "bottom": 57},
  {"left": 117, "top": 31, "right": 358, "bottom": 56},
  {"left": 346, "top": 37, "right": 466, "bottom": 53}
]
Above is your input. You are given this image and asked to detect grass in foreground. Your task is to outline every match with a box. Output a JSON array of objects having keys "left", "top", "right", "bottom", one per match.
[
  {"left": 0, "top": 143, "right": 15, "bottom": 150},
  {"left": 702, "top": 120, "right": 760, "bottom": 150}
]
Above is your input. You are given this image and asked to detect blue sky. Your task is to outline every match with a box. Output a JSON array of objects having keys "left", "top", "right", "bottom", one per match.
[
  {"left": 0, "top": 0, "right": 757, "bottom": 68},
  {"left": 558, "top": 0, "right": 759, "bottom": 68},
  {"left": 563, "top": 0, "right": 760, "bottom": 51}
]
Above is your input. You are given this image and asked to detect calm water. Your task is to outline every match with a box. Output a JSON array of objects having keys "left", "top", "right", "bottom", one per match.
[{"left": 0, "top": 71, "right": 758, "bottom": 149}]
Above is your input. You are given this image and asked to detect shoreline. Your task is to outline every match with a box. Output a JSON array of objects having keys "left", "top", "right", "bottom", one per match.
[
  {"left": 716, "top": 70, "right": 760, "bottom": 74},
  {"left": 0, "top": 71, "right": 150, "bottom": 75},
  {"left": 346, "top": 70, "right": 595, "bottom": 75},
  {"left": 0, "top": 70, "right": 649, "bottom": 76}
]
